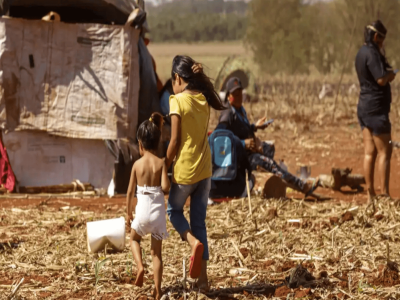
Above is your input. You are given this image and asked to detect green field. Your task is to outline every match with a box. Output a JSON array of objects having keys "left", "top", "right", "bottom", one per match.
[{"left": 148, "top": 42, "right": 248, "bottom": 83}]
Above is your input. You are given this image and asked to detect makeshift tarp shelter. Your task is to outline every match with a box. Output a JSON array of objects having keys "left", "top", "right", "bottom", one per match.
[
  {"left": 0, "top": 0, "right": 161, "bottom": 189},
  {"left": 0, "top": 17, "right": 141, "bottom": 140}
]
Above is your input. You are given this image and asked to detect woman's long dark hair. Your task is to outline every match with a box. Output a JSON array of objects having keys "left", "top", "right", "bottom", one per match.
[
  {"left": 171, "top": 55, "right": 225, "bottom": 110},
  {"left": 364, "top": 20, "right": 387, "bottom": 46},
  {"left": 364, "top": 20, "right": 391, "bottom": 68}
]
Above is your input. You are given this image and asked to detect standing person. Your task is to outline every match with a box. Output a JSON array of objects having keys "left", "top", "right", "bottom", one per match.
[
  {"left": 215, "top": 77, "right": 319, "bottom": 196},
  {"left": 126, "top": 113, "right": 170, "bottom": 300},
  {"left": 355, "top": 20, "right": 396, "bottom": 202},
  {"left": 165, "top": 55, "right": 225, "bottom": 290}
]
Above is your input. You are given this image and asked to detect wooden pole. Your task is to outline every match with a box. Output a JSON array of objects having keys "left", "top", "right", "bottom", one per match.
[{"left": 246, "top": 170, "right": 252, "bottom": 217}]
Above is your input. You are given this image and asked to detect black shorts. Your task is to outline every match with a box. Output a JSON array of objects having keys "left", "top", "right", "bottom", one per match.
[{"left": 358, "top": 114, "right": 391, "bottom": 135}]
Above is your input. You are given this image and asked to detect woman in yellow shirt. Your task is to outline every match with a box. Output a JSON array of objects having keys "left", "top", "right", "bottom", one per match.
[{"left": 165, "top": 55, "right": 225, "bottom": 290}]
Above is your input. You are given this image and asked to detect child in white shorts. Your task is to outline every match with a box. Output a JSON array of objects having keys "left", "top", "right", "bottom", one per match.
[{"left": 126, "top": 112, "right": 170, "bottom": 300}]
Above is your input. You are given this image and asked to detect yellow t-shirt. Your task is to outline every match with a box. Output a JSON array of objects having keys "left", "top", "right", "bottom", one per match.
[{"left": 169, "top": 93, "right": 212, "bottom": 185}]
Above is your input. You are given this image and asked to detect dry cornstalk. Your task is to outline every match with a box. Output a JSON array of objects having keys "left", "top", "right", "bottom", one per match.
[
  {"left": 1, "top": 190, "right": 399, "bottom": 299},
  {"left": 246, "top": 170, "right": 252, "bottom": 217},
  {"left": 7, "top": 277, "right": 24, "bottom": 300}
]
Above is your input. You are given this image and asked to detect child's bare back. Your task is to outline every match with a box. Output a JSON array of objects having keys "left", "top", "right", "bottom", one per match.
[{"left": 134, "top": 153, "right": 166, "bottom": 189}]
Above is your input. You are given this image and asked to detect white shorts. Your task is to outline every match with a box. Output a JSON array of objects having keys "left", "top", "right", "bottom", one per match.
[{"left": 131, "top": 185, "right": 169, "bottom": 240}]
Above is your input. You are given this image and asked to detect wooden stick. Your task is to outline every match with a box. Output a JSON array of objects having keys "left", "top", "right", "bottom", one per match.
[
  {"left": 182, "top": 258, "right": 186, "bottom": 300},
  {"left": 231, "top": 240, "right": 245, "bottom": 263},
  {"left": 246, "top": 170, "right": 252, "bottom": 217},
  {"left": 387, "top": 241, "right": 390, "bottom": 263}
]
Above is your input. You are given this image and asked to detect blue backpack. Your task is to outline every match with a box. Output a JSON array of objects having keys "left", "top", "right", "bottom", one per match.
[{"left": 208, "top": 129, "right": 238, "bottom": 181}]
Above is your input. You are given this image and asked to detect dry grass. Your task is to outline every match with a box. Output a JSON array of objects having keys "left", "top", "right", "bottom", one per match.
[
  {"left": 148, "top": 42, "right": 246, "bottom": 82},
  {"left": 148, "top": 42, "right": 246, "bottom": 57},
  {"left": 234, "top": 76, "right": 400, "bottom": 132},
  {"left": 2, "top": 195, "right": 400, "bottom": 299},
  {"left": 149, "top": 42, "right": 400, "bottom": 132}
]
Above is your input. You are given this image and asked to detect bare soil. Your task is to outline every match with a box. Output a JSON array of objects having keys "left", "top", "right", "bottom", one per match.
[{"left": 1, "top": 125, "right": 400, "bottom": 299}]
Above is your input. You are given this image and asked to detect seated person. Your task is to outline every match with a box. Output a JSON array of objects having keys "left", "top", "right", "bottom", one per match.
[{"left": 214, "top": 77, "right": 319, "bottom": 196}]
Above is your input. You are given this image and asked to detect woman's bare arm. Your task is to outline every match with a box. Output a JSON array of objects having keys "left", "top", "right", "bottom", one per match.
[
  {"left": 161, "top": 161, "right": 170, "bottom": 193},
  {"left": 377, "top": 71, "right": 395, "bottom": 86},
  {"left": 165, "top": 115, "right": 181, "bottom": 169}
]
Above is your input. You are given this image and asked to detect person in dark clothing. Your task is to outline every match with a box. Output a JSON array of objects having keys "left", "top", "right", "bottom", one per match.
[
  {"left": 0, "top": 0, "right": 10, "bottom": 16},
  {"left": 208, "top": 133, "right": 254, "bottom": 199},
  {"left": 215, "top": 77, "right": 319, "bottom": 196},
  {"left": 355, "top": 20, "right": 396, "bottom": 202}
]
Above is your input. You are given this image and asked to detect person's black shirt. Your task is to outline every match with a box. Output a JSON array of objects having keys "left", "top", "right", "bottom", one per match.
[
  {"left": 216, "top": 105, "right": 256, "bottom": 144},
  {"left": 355, "top": 44, "right": 391, "bottom": 116}
]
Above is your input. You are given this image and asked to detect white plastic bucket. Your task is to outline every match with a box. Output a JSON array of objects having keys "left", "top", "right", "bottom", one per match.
[{"left": 86, "top": 217, "right": 126, "bottom": 253}]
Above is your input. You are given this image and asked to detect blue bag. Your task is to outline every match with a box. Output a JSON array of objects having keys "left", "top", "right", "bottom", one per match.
[{"left": 208, "top": 129, "right": 238, "bottom": 181}]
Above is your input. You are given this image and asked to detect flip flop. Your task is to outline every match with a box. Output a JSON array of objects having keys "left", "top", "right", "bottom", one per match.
[
  {"left": 194, "top": 281, "right": 210, "bottom": 293},
  {"left": 189, "top": 242, "right": 204, "bottom": 279},
  {"left": 305, "top": 178, "right": 320, "bottom": 197}
]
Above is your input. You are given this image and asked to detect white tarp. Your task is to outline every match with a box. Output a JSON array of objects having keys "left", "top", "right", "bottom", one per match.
[
  {"left": 3, "top": 131, "right": 114, "bottom": 188},
  {"left": 0, "top": 17, "right": 140, "bottom": 140}
]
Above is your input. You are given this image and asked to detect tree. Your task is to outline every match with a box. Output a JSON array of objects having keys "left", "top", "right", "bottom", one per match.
[
  {"left": 246, "top": 0, "right": 400, "bottom": 75},
  {"left": 146, "top": 0, "right": 248, "bottom": 43},
  {"left": 246, "top": 0, "right": 312, "bottom": 74},
  {"left": 338, "top": 0, "right": 400, "bottom": 69}
]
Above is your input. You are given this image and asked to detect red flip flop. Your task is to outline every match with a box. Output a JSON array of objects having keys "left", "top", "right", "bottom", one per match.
[{"left": 189, "top": 242, "right": 204, "bottom": 279}]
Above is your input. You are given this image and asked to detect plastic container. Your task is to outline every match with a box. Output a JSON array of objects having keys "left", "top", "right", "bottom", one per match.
[
  {"left": 297, "top": 165, "right": 311, "bottom": 180},
  {"left": 87, "top": 217, "right": 126, "bottom": 253},
  {"left": 279, "top": 160, "right": 288, "bottom": 172}
]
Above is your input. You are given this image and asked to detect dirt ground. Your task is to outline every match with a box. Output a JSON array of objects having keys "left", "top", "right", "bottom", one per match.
[
  {"left": 254, "top": 123, "right": 400, "bottom": 204},
  {"left": 2, "top": 122, "right": 400, "bottom": 299},
  {"left": 2, "top": 122, "right": 398, "bottom": 211},
  {"left": 2, "top": 189, "right": 400, "bottom": 299}
]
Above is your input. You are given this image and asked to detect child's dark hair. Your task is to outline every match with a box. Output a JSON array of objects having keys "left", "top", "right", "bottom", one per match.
[
  {"left": 171, "top": 55, "right": 225, "bottom": 110},
  {"left": 137, "top": 112, "right": 163, "bottom": 151}
]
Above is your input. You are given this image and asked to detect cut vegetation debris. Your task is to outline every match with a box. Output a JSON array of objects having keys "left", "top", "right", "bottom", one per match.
[{"left": 1, "top": 196, "right": 400, "bottom": 299}]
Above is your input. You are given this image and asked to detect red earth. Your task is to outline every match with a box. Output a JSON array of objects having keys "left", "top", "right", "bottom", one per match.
[{"left": 1, "top": 125, "right": 399, "bottom": 210}]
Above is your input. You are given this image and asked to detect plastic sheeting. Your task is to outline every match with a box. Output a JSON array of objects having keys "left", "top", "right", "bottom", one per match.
[
  {"left": 137, "top": 36, "right": 161, "bottom": 126},
  {"left": 3, "top": 131, "right": 114, "bottom": 188},
  {"left": 0, "top": 17, "right": 141, "bottom": 140}
]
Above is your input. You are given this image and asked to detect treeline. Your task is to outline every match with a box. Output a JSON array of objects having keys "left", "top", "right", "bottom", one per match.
[
  {"left": 147, "top": 0, "right": 400, "bottom": 75},
  {"left": 146, "top": 0, "right": 247, "bottom": 42},
  {"left": 247, "top": 0, "right": 400, "bottom": 74}
]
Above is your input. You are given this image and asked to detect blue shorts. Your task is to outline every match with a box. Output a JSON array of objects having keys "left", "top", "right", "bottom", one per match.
[{"left": 358, "top": 114, "right": 391, "bottom": 135}]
